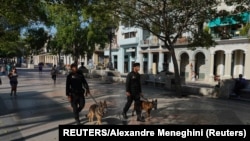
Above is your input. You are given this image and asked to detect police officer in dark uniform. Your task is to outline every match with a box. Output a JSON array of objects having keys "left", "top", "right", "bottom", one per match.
[
  {"left": 122, "top": 63, "right": 145, "bottom": 122},
  {"left": 66, "top": 63, "right": 90, "bottom": 125},
  {"left": 78, "top": 62, "right": 88, "bottom": 77}
]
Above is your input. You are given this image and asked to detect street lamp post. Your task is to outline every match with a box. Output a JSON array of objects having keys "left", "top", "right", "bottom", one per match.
[{"left": 106, "top": 27, "right": 115, "bottom": 70}]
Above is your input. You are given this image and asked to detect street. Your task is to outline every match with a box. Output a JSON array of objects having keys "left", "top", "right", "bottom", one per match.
[{"left": 0, "top": 67, "right": 250, "bottom": 141}]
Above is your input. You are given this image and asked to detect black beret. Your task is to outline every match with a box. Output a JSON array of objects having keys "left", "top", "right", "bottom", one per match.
[{"left": 133, "top": 63, "right": 140, "bottom": 67}]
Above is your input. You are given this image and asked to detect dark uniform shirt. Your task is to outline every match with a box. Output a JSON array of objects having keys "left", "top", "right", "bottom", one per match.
[
  {"left": 66, "top": 71, "right": 89, "bottom": 96},
  {"left": 126, "top": 71, "right": 142, "bottom": 95},
  {"left": 78, "top": 66, "right": 88, "bottom": 74}
]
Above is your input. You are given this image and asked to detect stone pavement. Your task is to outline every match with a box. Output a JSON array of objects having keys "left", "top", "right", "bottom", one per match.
[{"left": 0, "top": 68, "right": 250, "bottom": 141}]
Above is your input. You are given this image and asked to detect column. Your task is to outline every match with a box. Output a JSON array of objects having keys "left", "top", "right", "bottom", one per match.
[
  {"left": 139, "top": 53, "right": 144, "bottom": 74},
  {"left": 118, "top": 48, "right": 124, "bottom": 73},
  {"left": 244, "top": 52, "right": 250, "bottom": 79},
  {"left": 158, "top": 52, "right": 164, "bottom": 72},
  {"left": 209, "top": 53, "right": 214, "bottom": 82},
  {"left": 224, "top": 52, "right": 232, "bottom": 79},
  {"left": 148, "top": 52, "right": 153, "bottom": 74}
]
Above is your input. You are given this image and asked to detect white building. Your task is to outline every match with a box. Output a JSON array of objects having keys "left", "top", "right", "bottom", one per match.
[{"left": 99, "top": 0, "right": 250, "bottom": 82}]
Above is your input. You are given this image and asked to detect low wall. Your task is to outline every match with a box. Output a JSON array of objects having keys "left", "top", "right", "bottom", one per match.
[
  {"left": 182, "top": 85, "right": 218, "bottom": 97},
  {"left": 218, "top": 79, "right": 250, "bottom": 99},
  {"left": 90, "top": 71, "right": 222, "bottom": 97},
  {"left": 91, "top": 69, "right": 126, "bottom": 83},
  {"left": 27, "top": 64, "right": 34, "bottom": 69},
  {"left": 218, "top": 79, "right": 235, "bottom": 98}
]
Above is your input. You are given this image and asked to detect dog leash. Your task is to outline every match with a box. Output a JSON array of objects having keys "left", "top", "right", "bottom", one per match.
[
  {"left": 84, "top": 88, "right": 99, "bottom": 105},
  {"left": 140, "top": 95, "right": 149, "bottom": 101}
]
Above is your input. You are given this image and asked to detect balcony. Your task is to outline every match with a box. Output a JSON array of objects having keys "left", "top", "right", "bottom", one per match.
[
  {"left": 215, "top": 36, "right": 249, "bottom": 45},
  {"left": 104, "top": 43, "right": 119, "bottom": 51},
  {"left": 119, "top": 37, "right": 139, "bottom": 46},
  {"left": 211, "top": 29, "right": 249, "bottom": 44},
  {"left": 140, "top": 39, "right": 159, "bottom": 47}
]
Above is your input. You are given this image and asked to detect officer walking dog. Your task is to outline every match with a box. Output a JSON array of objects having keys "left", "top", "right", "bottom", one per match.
[
  {"left": 122, "top": 63, "right": 145, "bottom": 122},
  {"left": 66, "top": 63, "right": 90, "bottom": 125}
]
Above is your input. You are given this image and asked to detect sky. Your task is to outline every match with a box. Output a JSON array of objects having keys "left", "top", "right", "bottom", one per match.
[{"left": 20, "top": 22, "right": 57, "bottom": 38}]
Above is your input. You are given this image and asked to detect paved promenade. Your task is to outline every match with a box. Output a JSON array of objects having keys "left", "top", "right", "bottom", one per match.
[{"left": 0, "top": 67, "right": 250, "bottom": 141}]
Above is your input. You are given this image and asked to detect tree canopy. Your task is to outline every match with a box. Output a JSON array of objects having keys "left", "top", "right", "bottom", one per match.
[
  {"left": 43, "top": 0, "right": 119, "bottom": 63},
  {"left": 0, "top": 0, "right": 119, "bottom": 61},
  {"left": 0, "top": 0, "right": 49, "bottom": 57}
]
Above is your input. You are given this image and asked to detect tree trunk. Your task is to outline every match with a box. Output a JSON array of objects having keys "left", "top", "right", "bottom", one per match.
[
  {"left": 73, "top": 44, "right": 79, "bottom": 65},
  {"left": 168, "top": 44, "right": 183, "bottom": 96}
]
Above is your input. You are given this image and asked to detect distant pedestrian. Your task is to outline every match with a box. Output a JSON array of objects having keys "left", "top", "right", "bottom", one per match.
[
  {"left": 233, "top": 74, "right": 247, "bottom": 98},
  {"left": 6, "top": 63, "right": 11, "bottom": 75},
  {"left": 66, "top": 63, "right": 90, "bottom": 125},
  {"left": 38, "top": 62, "right": 43, "bottom": 73},
  {"left": 8, "top": 67, "right": 18, "bottom": 96},
  {"left": 122, "top": 62, "right": 145, "bottom": 122},
  {"left": 51, "top": 65, "right": 58, "bottom": 84},
  {"left": 78, "top": 62, "right": 88, "bottom": 77}
]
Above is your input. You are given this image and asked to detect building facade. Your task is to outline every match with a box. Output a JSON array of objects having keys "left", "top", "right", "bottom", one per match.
[{"left": 99, "top": 0, "right": 250, "bottom": 82}]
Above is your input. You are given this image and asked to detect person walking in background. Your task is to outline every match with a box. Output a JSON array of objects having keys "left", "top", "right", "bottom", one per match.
[
  {"left": 6, "top": 63, "right": 11, "bottom": 75},
  {"left": 66, "top": 63, "right": 90, "bottom": 125},
  {"left": 122, "top": 63, "right": 145, "bottom": 122},
  {"left": 38, "top": 62, "right": 43, "bottom": 73},
  {"left": 51, "top": 65, "right": 58, "bottom": 85},
  {"left": 233, "top": 74, "right": 247, "bottom": 98},
  {"left": 8, "top": 67, "right": 18, "bottom": 96},
  {"left": 78, "top": 62, "right": 88, "bottom": 77}
]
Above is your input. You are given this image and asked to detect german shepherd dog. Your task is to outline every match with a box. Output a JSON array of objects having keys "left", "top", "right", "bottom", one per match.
[
  {"left": 132, "top": 99, "right": 157, "bottom": 118},
  {"left": 86, "top": 100, "right": 107, "bottom": 125}
]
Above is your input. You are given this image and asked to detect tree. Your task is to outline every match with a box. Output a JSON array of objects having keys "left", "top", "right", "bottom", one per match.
[
  {"left": 24, "top": 27, "right": 49, "bottom": 55},
  {"left": 45, "top": 2, "right": 95, "bottom": 63},
  {"left": 0, "top": 0, "right": 49, "bottom": 57},
  {"left": 24, "top": 27, "right": 50, "bottom": 63},
  {"left": 107, "top": 0, "right": 250, "bottom": 96},
  {"left": 45, "top": 0, "right": 120, "bottom": 64}
]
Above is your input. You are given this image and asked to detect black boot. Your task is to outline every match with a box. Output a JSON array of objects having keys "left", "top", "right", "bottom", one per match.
[
  {"left": 122, "top": 112, "right": 128, "bottom": 119},
  {"left": 137, "top": 115, "right": 145, "bottom": 122},
  {"left": 75, "top": 117, "right": 81, "bottom": 125}
]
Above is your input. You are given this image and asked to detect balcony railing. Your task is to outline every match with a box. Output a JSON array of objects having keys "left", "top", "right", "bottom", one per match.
[
  {"left": 212, "top": 32, "right": 248, "bottom": 40},
  {"left": 140, "top": 37, "right": 189, "bottom": 46},
  {"left": 119, "top": 37, "right": 139, "bottom": 45},
  {"left": 175, "top": 37, "right": 189, "bottom": 45},
  {"left": 140, "top": 39, "right": 159, "bottom": 46},
  {"left": 104, "top": 43, "right": 119, "bottom": 51}
]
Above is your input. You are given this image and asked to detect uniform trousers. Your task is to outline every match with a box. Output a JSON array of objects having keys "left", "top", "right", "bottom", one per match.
[
  {"left": 70, "top": 93, "right": 85, "bottom": 120},
  {"left": 123, "top": 94, "right": 142, "bottom": 116}
]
